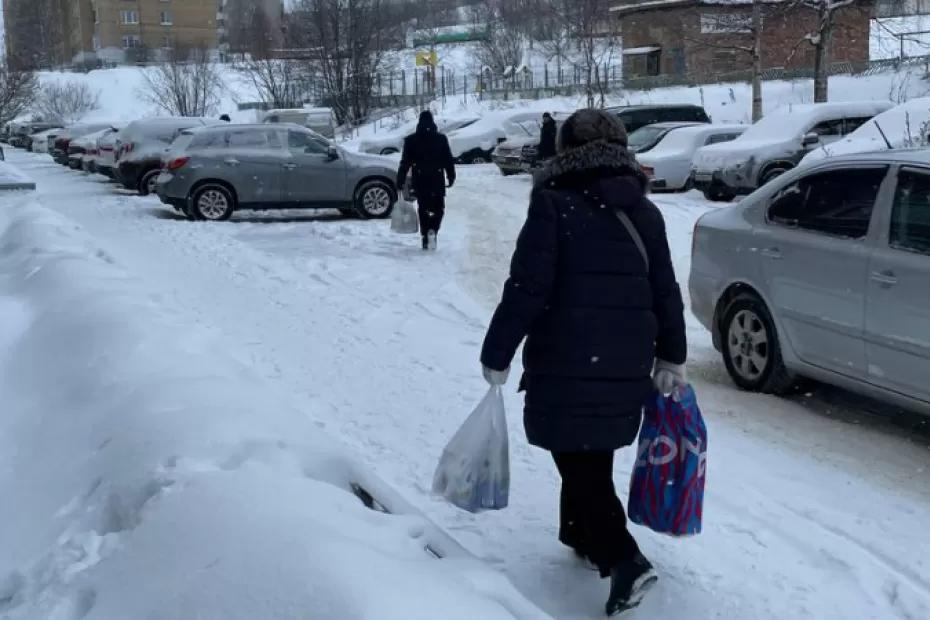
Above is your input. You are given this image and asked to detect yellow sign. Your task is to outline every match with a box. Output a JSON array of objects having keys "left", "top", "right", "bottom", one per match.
[{"left": 415, "top": 50, "right": 438, "bottom": 67}]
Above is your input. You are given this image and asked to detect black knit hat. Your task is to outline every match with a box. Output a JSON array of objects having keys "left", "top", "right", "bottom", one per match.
[
  {"left": 417, "top": 109, "right": 437, "bottom": 133},
  {"left": 558, "top": 108, "right": 628, "bottom": 152}
]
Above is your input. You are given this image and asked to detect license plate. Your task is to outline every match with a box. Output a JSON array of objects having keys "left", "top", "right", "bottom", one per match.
[{"left": 693, "top": 173, "right": 713, "bottom": 182}]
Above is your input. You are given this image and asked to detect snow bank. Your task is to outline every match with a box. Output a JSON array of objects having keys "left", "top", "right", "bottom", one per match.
[
  {"left": 0, "top": 161, "right": 35, "bottom": 190},
  {"left": 0, "top": 199, "right": 546, "bottom": 619}
]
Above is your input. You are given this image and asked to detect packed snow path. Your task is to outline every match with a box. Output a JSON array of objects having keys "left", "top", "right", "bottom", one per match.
[{"left": 6, "top": 149, "right": 930, "bottom": 620}]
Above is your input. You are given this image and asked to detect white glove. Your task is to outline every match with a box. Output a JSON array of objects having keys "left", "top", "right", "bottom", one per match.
[
  {"left": 653, "top": 359, "right": 687, "bottom": 394},
  {"left": 483, "top": 365, "right": 510, "bottom": 386}
]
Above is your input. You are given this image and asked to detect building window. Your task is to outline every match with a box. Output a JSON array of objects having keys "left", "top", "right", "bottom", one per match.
[
  {"left": 162, "top": 36, "right": 173, "bottom": 49},
  {"left": 122, "top": 35, "right": 142, "bottom": 49},
  {"left": 120, "top": 10, "right": 140, "bottom": 25},
  {"left": 160, "top": 11, "right": 173, "bottom": 25},
  {"left": 700, "top": 13, "right": 752, "bottom": 34}
]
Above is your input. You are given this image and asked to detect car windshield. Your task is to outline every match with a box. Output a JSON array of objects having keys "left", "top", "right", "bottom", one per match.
[
  {"left": 511, "top": 120, "right": 539, "bottom": 137},
  {"left": 628, "top": 125, "right": 671, "bottom": 153}
]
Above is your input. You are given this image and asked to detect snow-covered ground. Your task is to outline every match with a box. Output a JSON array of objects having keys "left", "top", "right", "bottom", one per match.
[{"left": 1, "top": 149, "right": 929, "bottom": 619}]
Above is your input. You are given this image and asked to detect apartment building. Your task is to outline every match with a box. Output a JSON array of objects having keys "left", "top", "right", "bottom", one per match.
[{"left": 91, "top": 0, "right": 218, "bottom": 62}]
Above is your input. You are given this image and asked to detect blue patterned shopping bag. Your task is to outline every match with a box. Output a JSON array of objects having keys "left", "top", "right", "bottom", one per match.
[{"left": 628, "top": 385, "right": 707, "bottom": 536}]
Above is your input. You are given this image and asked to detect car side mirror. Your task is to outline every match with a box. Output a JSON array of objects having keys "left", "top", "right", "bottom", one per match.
[
  {"left": 326, "top": 145, "right": 339, "bottom": 160},
  {"left": 802, "top": 132, "right": 820, "bottom": 147}
]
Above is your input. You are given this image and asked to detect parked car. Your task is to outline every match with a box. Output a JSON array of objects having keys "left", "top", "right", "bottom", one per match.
[
  {"left": 690, "top": 101, "right": 892, "bottom": 201},
  {"left": 116, "top": 117, "right": 221, "bottom": 195},
  {"left": 9, "top": 121, "right": 60, "bottom": 149},
  {"left": 52, "top": 123, "right": 116, "bottom": 166},
  {"left": 636, "top": 123, "right": 747, "bottom": 191},
  {"left": 95, "top": 128, "right": 122, "bottom": 178},
  {"left": 31, "top": 128, "right": 63, "bottom": 154},
  {"left": 605, "top": 104, "right": 710, "bottom": 134},
  {"left": 689, "top": 150, "right": 930, "bottom": 416},
  {"left": 261, "top": 107, "right": 337, "bottom": 138},
  {"left": 628, "top": 121, "right": 704, "bottom": 154},
  {"left": 492, "top": 113, "right": 570, "bottom": 176},
  {"left": 447, "top": 111, "right": 549, "bottom": 164},
  {"left": 68, "top": 128, "right": 115, "bottom": 171},
  {"left": 800, "top": 97, "right": 930, "bottom": 167},
  {"left": 357, "top": 116, "right": 479, "bottom": 156},
  {"left": 155, "top": 123, "right": 398, "bottom": 221}
]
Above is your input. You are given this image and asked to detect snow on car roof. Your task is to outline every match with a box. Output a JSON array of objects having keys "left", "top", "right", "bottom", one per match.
[
  {"left": 801, "top": 97, "right": 930, "bottom": 165},
  {"left": 740, "top": 101, "right": 892, "bottom": 141}
]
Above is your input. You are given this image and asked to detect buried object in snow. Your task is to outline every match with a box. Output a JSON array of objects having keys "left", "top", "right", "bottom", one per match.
[
  {"left": 432, "top": 386, "right": 510, "bottom": 512},
  {"left": 628, "top": 385, "right": 707, "bottom": 536}
]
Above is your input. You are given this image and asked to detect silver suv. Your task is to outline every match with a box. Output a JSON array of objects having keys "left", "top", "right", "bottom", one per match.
[
  {"left": 690, "top": 151, "right": 930, "bottom": 417},
  {"left": 155, "top": 124, "right": 397, "bottom": 221}
]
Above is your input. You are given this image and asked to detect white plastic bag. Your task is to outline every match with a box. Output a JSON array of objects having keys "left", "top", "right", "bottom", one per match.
[
  {"left": 391, "top": 199, "right": 419, "bottom": 234},
  {"left": 432, "top": 386, "right": 510, "bottom": 512}
]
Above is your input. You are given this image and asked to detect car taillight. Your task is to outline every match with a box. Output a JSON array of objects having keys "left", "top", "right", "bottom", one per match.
[
  {"left": 101, "top": 145, "right": 113, "bottom": 152},
  {"left": 167, "top": 156, "right": 189, "bottom": 171},
  {"left": 122, "top": 142, "right": 134, "bottom": 155}
]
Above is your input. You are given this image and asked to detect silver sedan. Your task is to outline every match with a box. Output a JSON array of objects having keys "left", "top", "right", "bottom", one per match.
[{"left": 690, "top": 150, "right": 930, "bottom": 416}]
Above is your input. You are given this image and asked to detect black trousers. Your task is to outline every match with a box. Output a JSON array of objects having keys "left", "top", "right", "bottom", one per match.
[
  {"left": 551, "top": 450, "right": 641, "bottom": 577},
  {"left": 418, "top": 195, "right": 446, "bottom": 238}
]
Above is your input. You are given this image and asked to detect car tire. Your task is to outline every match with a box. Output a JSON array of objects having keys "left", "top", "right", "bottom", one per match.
[
  {"left": 354, "top": 180, "right": 394, "bottom": 219},
  {"left": 138, "top": 169, "right": 161, "bottom": 196},
  {"left": 500, "top": 169, "right": 520, "bottom": 177},
  {"left": 720, "top": 293, "right": 796, "bottom": 394},
  {"left": 703, "top": 183, "right": 734, "bottom": 202},
  {"left": 760, "top": 166, "right": 790, "bottom": 187},
  {"left": 191, "top": 184, "right": 235, "bottom": 221},
  {"left": 379, "top": 147, "right": 399, "bottom": 155}
]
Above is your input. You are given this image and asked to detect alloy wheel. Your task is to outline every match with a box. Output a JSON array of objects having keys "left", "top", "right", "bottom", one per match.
[
  {"left": 362, "top": 186, "right": 391, "bottom": 216},
  {"left": 727, "top": 309, "right": 769, "bottom": 382},
  {"left": 198, "top": 189, "right": 230, "bottom": 220}
]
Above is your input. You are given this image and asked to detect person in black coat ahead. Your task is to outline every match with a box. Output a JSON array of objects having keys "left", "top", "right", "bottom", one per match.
[
  {"left": 397, "top": 110, "right": 456, "bottom": 250},
  {"left": 480, "top": 108, "right": 687, "bottom": 616},
  {"left": 537, "top": 112, "right": 557, "bottom": 161}
]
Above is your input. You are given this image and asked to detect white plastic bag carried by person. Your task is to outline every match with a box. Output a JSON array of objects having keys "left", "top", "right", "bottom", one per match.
[
  {"left": 391, "top": 198, "right": 419, "bottom": 234},
  {"left": 432, "top": 386, "right": 510, "bottom": 512}
]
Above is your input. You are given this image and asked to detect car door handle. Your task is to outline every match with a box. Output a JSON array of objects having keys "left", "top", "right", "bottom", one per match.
[
  {"left": 761, "top": 247, "right": 782, "bottom": 259},
  {"left": 282, "top": 163, "right": 297, "bottom": 170},
  {"left": 870, "top": 270, "right": 898, "bottom": 286},
  {"left": 224, "top": 158, "right": 240, "bottom": 166}
]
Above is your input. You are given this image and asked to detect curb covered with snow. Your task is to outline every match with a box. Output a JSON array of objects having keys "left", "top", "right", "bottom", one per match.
[{"left": 0, "top": 199, "right": 547, "bottom": 619}]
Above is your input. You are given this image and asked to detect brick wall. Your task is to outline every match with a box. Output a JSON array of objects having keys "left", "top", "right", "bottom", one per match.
[{"left": 620, "top": 1, "right": 871, "bottom": 79}]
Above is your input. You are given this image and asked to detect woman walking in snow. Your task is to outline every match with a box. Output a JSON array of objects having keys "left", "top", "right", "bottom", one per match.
[{"left": 480, "top": 109, "right": 688, "bottom": 616}]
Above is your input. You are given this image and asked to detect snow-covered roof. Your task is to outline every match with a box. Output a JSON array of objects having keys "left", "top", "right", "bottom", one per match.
[{"left": 623, "top": 46, "right": 662, "bottom": 55}]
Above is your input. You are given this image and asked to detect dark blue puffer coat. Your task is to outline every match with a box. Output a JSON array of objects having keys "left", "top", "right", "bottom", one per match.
[{"left": 480, "top": 140, "right": 687, "bottom": 452}]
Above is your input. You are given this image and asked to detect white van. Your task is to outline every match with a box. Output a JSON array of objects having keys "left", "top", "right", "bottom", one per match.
[{"left": 261, "top": 107, "right": 336, "bottom": 138}]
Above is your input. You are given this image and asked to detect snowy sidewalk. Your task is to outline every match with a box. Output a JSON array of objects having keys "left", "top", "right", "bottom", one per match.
[
  {"left": 2, "top": 149, "right": 929, "bottom": 619},
  {"left": 0, "top": 199, "right": 545, "bottom": 619}
]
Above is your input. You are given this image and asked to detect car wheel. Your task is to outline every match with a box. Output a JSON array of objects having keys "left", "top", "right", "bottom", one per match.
[
  {"left": 379, "top": 147, "right": 399, "bottom": 155},
  {"left": 720, "top": 293, "right": 795, "bottom": 394},
  {"left": 470, "top": 151, "right": 492, "bottom": 164},
  {"left": 703, "top": 183, "right": 734, "bottom": 202},
  {"left": 760, "top": 166, "right": 790, "bottom": 186},
  {"left": 192, "top": 185, "right": 235, "bottom": 221},
  {"left": 354, "top": 180, "right": 394, "bottom": 219},
  {"left": 138, "top": 169, "right": 161, "bottom": 196}
]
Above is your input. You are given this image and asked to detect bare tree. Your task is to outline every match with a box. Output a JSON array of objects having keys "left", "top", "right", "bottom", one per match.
[
  {"left": 469, "top": 0, "right": 525, "bottom": 75},
  {"left": 4, "top": 0, "right": 65, "bottom": 70},
  {"left": 33, "top": 81, "right": 101, "bottom": 124},
  {"left": 569, "top": 0, "right": 619, "bottom": 108},
  {"left": 292, "top": 0, "right": 390, "bottom": 125},
  {"left": 140, "top": 47, "right": 224, "bottom": 117},
  {"left": 788, "top": 0, "right": 860, "bottom": 102},
  {"left": 0, "top": 61, "right": 38, "bottom": 126},
  {"left": 236, "top": 58, "right": 310, "bottom": 108},
  {"left": 686, "top": 2, "right": 766, "bottom": 121}
]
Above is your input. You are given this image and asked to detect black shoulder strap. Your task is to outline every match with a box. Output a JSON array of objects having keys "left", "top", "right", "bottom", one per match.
[{"left": 614, "top": 210, "right": 649, "bottom": 274}]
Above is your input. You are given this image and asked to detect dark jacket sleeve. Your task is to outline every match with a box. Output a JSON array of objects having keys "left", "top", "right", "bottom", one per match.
[
  {"left": 635, "top": 200, "right": 687, "bottom": 365},
  {"left": 441, "top": 135, "right": 456, "bottom": 185},
  {"left": 396, "top": 136, "right": 412, "bottom": 188},
  {"left": 481, "top": 189, "right": 559, "bottom": 371}
]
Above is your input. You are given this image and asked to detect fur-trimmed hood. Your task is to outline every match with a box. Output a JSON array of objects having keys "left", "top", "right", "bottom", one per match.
[
  {"left": 533, "top": 140, "right": 647, "bottom": 190},
  {"left": 532, "top": 140, "right": 648, "bottom": 210}
]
